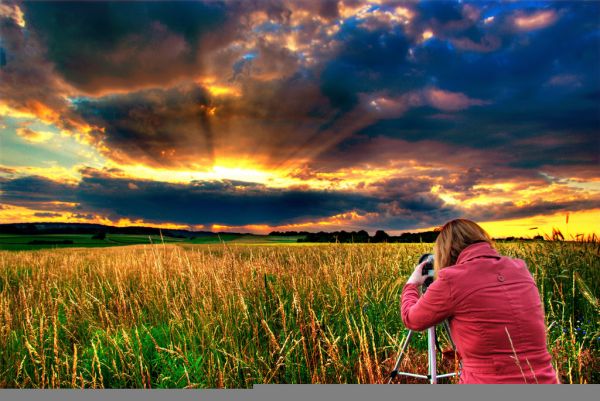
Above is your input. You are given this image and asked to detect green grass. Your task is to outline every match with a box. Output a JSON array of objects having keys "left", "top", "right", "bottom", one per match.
[
  {"left": 0, "top": 234, "right": 185, "bottom": 251},
  {"left": 0, "top": 241, "right": 597, "bottom": 388},
  {"left": 0, "top": 233, "right": 302, "bottom": 250},
  {"left": 188, "top": 234, "right": 304, "bottom": 244}
]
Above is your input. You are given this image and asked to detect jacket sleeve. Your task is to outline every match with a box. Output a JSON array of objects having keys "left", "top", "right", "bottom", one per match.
[{"left": 401, "top": 273, "right": 455, "bottom": 331}]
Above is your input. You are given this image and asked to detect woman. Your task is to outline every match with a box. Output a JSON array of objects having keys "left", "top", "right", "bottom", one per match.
[{"left": 401, "top": 219, "right": 559, "bottom": 384}]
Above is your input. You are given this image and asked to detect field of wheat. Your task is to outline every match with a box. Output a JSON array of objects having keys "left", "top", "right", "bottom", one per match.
[{"left": 0, "top": 241, "right": 598, "bottom": 388}]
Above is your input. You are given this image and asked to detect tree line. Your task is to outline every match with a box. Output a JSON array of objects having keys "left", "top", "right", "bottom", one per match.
[{"left": 269, "top": 230, "right": 441, "bottom": 243}]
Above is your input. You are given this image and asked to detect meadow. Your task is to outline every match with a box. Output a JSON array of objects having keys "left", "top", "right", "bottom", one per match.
[
  {"left": 0, "top": 241, "right": 598, "bottom": 387},
  {"left": 0, "top": 233, "right": 302, "bottom": 251}
]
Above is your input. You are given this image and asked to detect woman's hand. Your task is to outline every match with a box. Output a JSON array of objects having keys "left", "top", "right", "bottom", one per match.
[{"left": 406, "top": 260, "right": 428, "bottom": 285}]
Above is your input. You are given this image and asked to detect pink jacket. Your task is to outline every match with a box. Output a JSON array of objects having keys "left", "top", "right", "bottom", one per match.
[{"left": 401, "top": 242, "right": 559, "bottom": 384}]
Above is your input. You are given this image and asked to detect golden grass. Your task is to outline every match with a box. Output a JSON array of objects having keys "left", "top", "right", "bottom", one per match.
[{"left": 0, "top": 241, "right": 598, "bottom": 387}]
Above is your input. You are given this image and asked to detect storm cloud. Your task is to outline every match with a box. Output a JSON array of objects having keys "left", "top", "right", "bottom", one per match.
[
  {"left": 0, "top": 172, "right": 382, "bottom": 226},
  {"left": 1, "top": 1, "right": 599, "bottom": 232},
  {"left": 22, "top": 1, "right": 230, "bottom": 94},
  {"left": 2, "top": 170, "right": 598, "bottom": 232}
]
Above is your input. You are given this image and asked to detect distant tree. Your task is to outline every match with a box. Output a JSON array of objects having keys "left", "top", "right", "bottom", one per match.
[
  {"left": 355, "top": 230, "right": 370, "bottom": 242},
  {"left": 533, "top": 235, "right": 544, "bottom": 241},
  {"left": 395, "top": 230, "right": 439, "bottom": 243},
  {"left": 270, "top": 231, "right": 310, "bottom": 237},
  {"left": 373, "top": 230, "right": 390, "bottom": 243},
  {"left": 296, "top": 229, "right": 440, "bottom": 243}
]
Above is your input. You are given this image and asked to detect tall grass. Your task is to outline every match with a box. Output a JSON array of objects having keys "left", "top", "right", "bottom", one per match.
[{"left": 0, "top": 241, "right": 597, "bottom": 387}]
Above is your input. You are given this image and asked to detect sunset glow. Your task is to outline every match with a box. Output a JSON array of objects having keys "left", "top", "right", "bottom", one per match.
[{"left": 1, "top": 1, "right": 599, "bottom": 238}]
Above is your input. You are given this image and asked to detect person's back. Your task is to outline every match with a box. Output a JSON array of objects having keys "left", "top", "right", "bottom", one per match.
[
  {"left": 400, "top": 219, "right": 559, "bottom": 384},
  {"left": 438, "top": 242, "right": 558, "bottom": 383}
]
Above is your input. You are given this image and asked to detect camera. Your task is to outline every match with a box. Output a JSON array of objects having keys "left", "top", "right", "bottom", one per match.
[{"left": 419, "top": 253, "right": 435, "bottom": 289}]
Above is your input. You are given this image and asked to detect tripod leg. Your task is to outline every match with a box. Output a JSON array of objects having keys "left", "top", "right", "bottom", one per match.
[
  {"left": 387, "top": 330, "right": 414, "bottom": 384},
  {"left": 441, "top": 320, "right": 462, "bottom": 381},
  {"left": 442, "top": 320, "right": 456, "bottom": 350},
  {"left": 428, "top": 326, "right": 437, "bottom": 384}
]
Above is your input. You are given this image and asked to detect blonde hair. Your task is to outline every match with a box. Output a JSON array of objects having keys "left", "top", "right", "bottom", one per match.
[{"left": 433, "top": 219, "right": 493, "bottom": 275}]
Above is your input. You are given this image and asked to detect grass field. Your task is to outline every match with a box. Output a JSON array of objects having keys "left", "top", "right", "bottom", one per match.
[
  {"left": 0, "top": 241, "right": 598, "bottom": 387},
  {"left": 0, "top": 234, "right": 303, "bottom": 250}
]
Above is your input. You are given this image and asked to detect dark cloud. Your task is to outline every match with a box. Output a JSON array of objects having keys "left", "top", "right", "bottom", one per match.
[
  {"left": 72, "top": 75, "right": 343, "bottom": 169},
  {"left": 74, "top": 84, "right": 217, "bottom": 167},
  {"left": 12, "top": 0, "right": 599, "bottom": 174},
  {"left": 4, "top": 170, "right": 598, "bottom": 232},
  {"left": 23, "top": 1, "right": 229, "bottom": 94},
  {"left": 376, "top": 200, "right": 460, "bottom": 230},
  {"left": 0, "top": 1, "right": 71, "bottom": 121},
  {"left": 33, "top": 212, "right": 62, "bottom": 218},
  {"left": 468, "top": 198, "right": 600, "bottom": 223},
  {"left": 308, "top": 1, "right": 598, "bottom": 174},
  {"left": 0, "top": 176, "right": 77, "bottom": 205},
  {"left": 0, "top": 170, "right": 458, "bottom": 229},
  {"left": 0, "top": 175, "right": 78, "bottom": 211},
  {"left": 0, "top": 172, "right": 380, "bottom": 226},
  {"left": 79, "top": 176, "right": 377, "bottom": 226},
  {"left": 70, "top": 213, "right": 96, "bottom": 220},
  {"left": 320, "top": 25, "right": 414, "bottom": 110}
]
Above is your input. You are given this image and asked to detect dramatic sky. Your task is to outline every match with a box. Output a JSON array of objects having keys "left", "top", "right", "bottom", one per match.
[{"left": 0, "top": 0, "right": 599, "bottom": 237}]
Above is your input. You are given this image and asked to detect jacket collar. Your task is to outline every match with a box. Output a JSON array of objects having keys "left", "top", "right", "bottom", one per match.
[{"left": 455, "top": 241, "right": 500, "bottom": 265}]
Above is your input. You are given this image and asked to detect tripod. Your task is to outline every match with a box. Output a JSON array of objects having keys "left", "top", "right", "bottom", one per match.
[
  {"left": 387, "top": 320, "right": 458, "bottom": 384},
  {"left": 388, "top": 253, "right": 460, "bottom": 384}
]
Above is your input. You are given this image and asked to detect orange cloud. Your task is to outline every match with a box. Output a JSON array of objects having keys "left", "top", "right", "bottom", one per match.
[
  {"left": 513, "top": 10, "right": 558, "bottom": 31},
  {"left": 0, "top": 3, "right": 25, "bottom": 27},
  {"left": 0, "top": 204, "right": 193, "bottom": 230},
  {"left": 421, "top": 30, "right": 434, "bottom": 41},
  {"left": 15, "top": 127, "right": 54, "bottom": 143},
  {"left": 424, "top": 88, "right": 490, "bottom": 112},
  {"left": 0, "top": 100, "right": 103, "bottom": 150},
  {"left": 0, "top": 163, "right": 83, "bottom": 184},
  {"left": 356, "top": 6, "right": 415, "bottom": 31}
]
